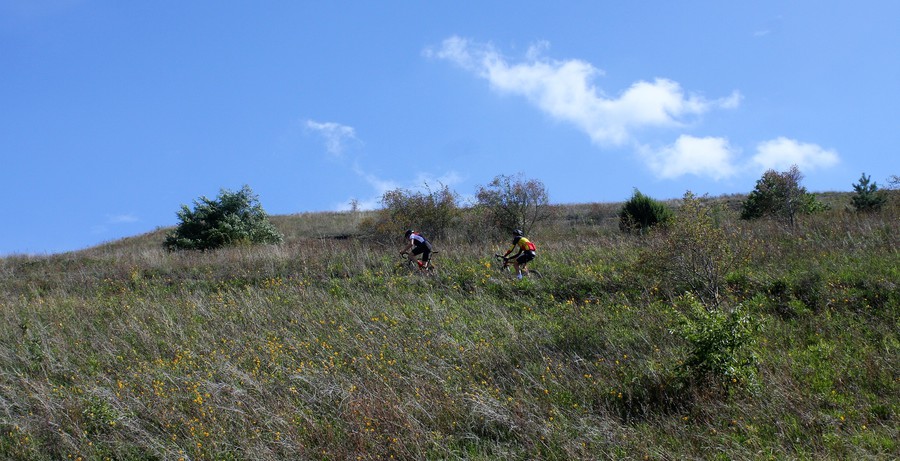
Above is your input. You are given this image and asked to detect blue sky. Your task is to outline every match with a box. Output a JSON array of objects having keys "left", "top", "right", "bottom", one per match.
[{"left": 2, "top": 1, "right": 898, "bottom": 255}]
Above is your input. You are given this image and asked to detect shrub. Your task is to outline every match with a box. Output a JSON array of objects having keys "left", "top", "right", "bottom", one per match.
[
  {"left": 648, "top": 192, "right": 743, "bottom": 306},
  {"left": 740, "top": 165, "right": 826, "bottom": 226},
  {"left": 671, "top": 293, "right": 759, "bottom": 388},
  {"left": 850, "top": 172, "right": 887, "bottom": 212},
  {"left": 618, "top": 189, "right": 673, "bottom": 233},
  {"left": 475, "top": 173, "right": 550, "bottom": 236},
  {"left": 164, "top": 185, "right": 283, "bottom": 251},
  {"left": 361, "top": 183, "right": 459, "bottom": 242}
]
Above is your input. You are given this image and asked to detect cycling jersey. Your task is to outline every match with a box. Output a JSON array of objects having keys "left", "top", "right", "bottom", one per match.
[
  {"left": 409, "top": 232, "right": 433, "bottom": 261},
  {"left": 506, "top": 236, "right": 536, "bottom": 255},
  {"left": 409, "top": 233, "right": 429, "bottom": 247}
]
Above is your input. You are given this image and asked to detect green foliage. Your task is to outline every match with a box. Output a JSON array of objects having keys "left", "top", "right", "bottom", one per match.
[
  {"left": 672, "top": 293, "right": 759, "bottom": 387},
  {"left": 164, "top": 185, "right": 283, "bottom": 251},
  {"left": 81, "top": 395, "right": 122, "bottom": 436},
  {"left": 618, "top": 188, "right": 673, "bottom": 233},
  {"left": 650, "top": 192, "right": 741, "bottom": 305},
  {"left": 361, "top": 183, "right": 459, "bottom": 242},
  {"left": 803, "top": 193, "right": 830, "bottom": 214},
  {"left": 475, "top": 173, "right": 550, "bottom": 235},
  {"left": 740, "top": 165, "right": 827, "bottom": 226},
  {"left": 850, "top": 172, "right": 887, "bottom": 212}
]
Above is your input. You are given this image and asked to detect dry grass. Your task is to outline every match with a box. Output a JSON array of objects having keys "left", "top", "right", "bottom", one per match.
[{"left": 1, "top": 195, "right": 898, "bottom": 460}]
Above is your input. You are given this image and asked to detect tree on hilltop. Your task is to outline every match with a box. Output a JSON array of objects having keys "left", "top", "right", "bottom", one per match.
[
  {"left": 850, "top": 172, "right": 886, "bottom": 212},
  {"left": 740, "top": 165, "right": 826, "bottom": 227},
  {"left": 475, "top": 173, "right": 550, "bottom": 236},
  {"left": 618, "top": 189, "right": 673, "bottom": 234},
  {"left": 359, "top": 183, "right": 460, "bottom": 243}
]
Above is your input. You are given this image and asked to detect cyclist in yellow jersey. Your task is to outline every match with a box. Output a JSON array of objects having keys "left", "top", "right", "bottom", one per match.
[{"left": 502, "top": 229, "right": 536, "bottom": 279}]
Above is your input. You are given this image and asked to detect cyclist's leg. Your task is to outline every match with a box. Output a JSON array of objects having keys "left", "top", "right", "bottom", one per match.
[
  {"left": 517, "top": 253, "right": 535, "bottom": 277},
  {"left": 512, "top": 255, "right": 522, "bottom": 278},
  {"left": 411, "top": 246, "right": 426, "bottom": 268}
]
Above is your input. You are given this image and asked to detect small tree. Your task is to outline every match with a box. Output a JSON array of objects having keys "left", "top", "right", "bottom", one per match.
[
  {"left": 475, "top": 173, "right": 550, "bottom": 235},
  {"left": 165, "top": 185, "right": 283, "bottom": 251},
  {"left": 618, "top": 189, "right": 673, "bottom": 233},
  {"left": 851, "top": 172, "right": 886, "bottom": 212},
  {"left": 740, "top": 165, "right": 826, "bottom": 226}
]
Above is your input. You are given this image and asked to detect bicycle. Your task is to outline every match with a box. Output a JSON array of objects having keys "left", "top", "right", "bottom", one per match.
[
  {"left": 493, "top": 254, "right": 542, "bottom": 279},
  {"left": 399, "top": 251, "right": 437, "bottom": 275}
]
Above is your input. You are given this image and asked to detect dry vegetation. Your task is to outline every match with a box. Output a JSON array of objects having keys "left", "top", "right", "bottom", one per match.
[{"left": 1, "top": 194, "right": 897, "bottom": 460}]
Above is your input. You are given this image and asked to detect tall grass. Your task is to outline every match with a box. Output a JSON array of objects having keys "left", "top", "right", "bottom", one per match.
[{"left": 1, "top": 196, "right": 897, "bottom": 460}]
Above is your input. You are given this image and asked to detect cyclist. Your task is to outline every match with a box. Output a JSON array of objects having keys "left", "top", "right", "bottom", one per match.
[
  {"left": 502, "top": 229, "right": 536, "bottom": 279},
  {"left": 400, "top": 229, "right": 433, "bottom": 270}
]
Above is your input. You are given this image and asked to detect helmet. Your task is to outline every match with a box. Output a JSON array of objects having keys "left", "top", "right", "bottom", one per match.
[
  {"left": 513, "top": 229, "right": 524, "bottom": 237},
  {"left": 404, "top": 229, "right": 414, "bottom": 238}
]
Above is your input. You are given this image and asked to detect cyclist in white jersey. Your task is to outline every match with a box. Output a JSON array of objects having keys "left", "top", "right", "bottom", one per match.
[{"left": 400, "top": 229, "right": 433, "bottom": 269}]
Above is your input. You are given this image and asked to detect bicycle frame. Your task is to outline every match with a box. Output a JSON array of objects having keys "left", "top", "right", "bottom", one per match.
[
  {"left": 494, "top": 253, "right": 513, "bottom": 272},
  {"left": 400, "top": 252, "right": 435, "bottom": 274},
  {"left": 493, "top": 253, "right": 540, "bottom": 278}
]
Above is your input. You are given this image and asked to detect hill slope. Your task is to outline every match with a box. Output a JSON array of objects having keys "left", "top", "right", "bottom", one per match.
[{"left": 1, "top": 198, "right": 898, "bottom": 460}]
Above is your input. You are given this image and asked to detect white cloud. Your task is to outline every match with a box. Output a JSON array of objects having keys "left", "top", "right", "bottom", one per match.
[
  {"left": 641, "top": 135, "right": 740, "bottom": 180},
  {"left": 90, "top": 213, "right": 139, "bottom": 235},
  {"left": 640, "top": 136, "right": 840, "bottom": 181},
  {"left": 305, "top": 120, "right": 359, "bottom": 157},
  {"left": 429, "top": 36, "right": 741, "bottom": 146},
  {"left": 428, "top": 36, "right": 844, "bottom": 183},
  {"left": 751, "top": 137, "right": 839, "bottom": 172},
  {"left": 424, "top": 35, "right": 479, "bottom": 69},
  {"left": 107, "top": 213, "right": 139, "bottom": 224}
]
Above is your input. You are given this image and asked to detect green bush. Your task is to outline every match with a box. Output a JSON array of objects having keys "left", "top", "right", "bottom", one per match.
[
  {"left": 850, "top": 172, "right": 887, "bottom": 212},
  {"left": 618, "top": 189, "right": 672, "bottom": 233},
  {"left": 672, "top": 293, "right": 759, "bottom": 388},
  {"left": 740, "top": 165, "right": 827, "bottom": 226},
  {"left": 164, "top": 185, "right": 283, "bottom": 251}
]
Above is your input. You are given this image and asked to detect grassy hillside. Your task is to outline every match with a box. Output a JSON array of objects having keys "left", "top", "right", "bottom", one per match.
[{"left": 1, "top": 195, "right": 897, "bottom": 460}]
